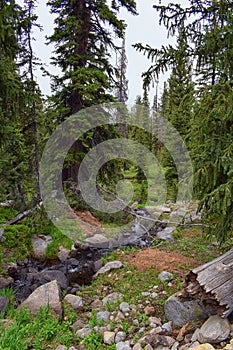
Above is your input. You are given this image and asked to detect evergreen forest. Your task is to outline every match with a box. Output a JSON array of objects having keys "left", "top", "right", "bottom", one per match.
[{"left": 0, "top": 0, "right": 232, "bottom": 244}]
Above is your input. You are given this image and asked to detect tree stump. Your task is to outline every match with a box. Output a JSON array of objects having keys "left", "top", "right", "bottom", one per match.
[{"left": 181, "top": 248, "right": 233, "bottom": 318}]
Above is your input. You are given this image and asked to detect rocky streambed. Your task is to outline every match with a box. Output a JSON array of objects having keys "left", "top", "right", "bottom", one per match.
[
  {"left": 0, "top": 201, "right": 203, "bottom": 309},
  {"left": 1, "top": 202, "right": 232, "bottom": 349}
]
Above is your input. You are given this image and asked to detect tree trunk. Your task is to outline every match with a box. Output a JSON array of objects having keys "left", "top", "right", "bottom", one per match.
[{"left": 182, "top": 248, "right": 233, "bottom": 318}]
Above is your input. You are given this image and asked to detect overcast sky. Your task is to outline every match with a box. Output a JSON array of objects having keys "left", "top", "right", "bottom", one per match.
[{"left": 22, "top": 0, "right": 188, "bottom": 104}]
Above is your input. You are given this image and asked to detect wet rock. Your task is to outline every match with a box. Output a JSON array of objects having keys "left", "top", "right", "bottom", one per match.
[
  {"left": 0, "top": 296, "right": 9, "bottom": 313},
  {"left": 164, "top": 294, "right": 208, "bottom": 327},
  {"left": 197, "top": 315, "right": 231, "bottom": 344},
  {"left": 93, "top": 260, "right": 123, "bottom": 278},
  {"left": 0, "top": 277, "right": 14, "bottom": 290},
  {"left": 158, "top": 271, "right": 174, "bottom": 282},
  {"left": 104, "top": 331, "right": 115, "bottom": 344},
  {"left": 64, "top": 294, "right": 83, "bottom": 310},
  {"left": 19, "top": 280, "right": 62, "bottom": 317},
  {"left": 7, "top": 263, "right": 18, "bottom": 280},
  {"left": 66, "top": 258, "right": 93, "bottom": 286},
  {"left": 32, "top": 234, "right": 53, "bottom": 260},
  {"left": 29, "top": 270, "right": 68, "bottom": 290}
]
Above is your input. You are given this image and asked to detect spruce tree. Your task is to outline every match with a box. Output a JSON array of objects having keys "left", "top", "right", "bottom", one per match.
[
  {"left": 160, "top": 27, "right": 194, "bottom": 199},
  {"left": 0, "top": 0, "right": 26, "bottom": 205},
  {"left": 134, "top": 0, "right": 233, "bottom": 240},
  {"left": 18, "top": 0, "right": 43, "bottom": 203},
  {"left": 47, "top": 0, "right": 137, "bottom": 187},
  {"left": 0, "top": 0, "right": 43, "bottom": 207},
  {"left": 115, "top": 38, "right": 128, "bottom": 103},
  {"left": 47, "top": 0, "right": 137, "bottom": 117}
]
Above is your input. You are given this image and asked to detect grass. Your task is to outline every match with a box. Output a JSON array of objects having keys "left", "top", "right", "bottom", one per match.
[
  {"left": 151, "top": 225, "right": 231, "bottom": 263},
  {"left": 1, "top": 224, "right": 32, "bottom": 271},
  {"left": 0, "top": 207, "right": 74, "bottom": 273},
  {"left": 82, "top": 262, "right": 180, "bottom": 322},
  {"left": 0, "top": 208, "right": 18, "bottom": 225},
  {"left": 0, "top": 306, "right": 75, "bottom": 350}
]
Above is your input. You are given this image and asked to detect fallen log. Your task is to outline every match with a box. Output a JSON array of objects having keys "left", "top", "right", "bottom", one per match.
[
  {"left": 1, "top": 202, "right": 43, "bottom": 227},
  {"left": 182, "top": 248, "right": 233, "bottom": 318}
]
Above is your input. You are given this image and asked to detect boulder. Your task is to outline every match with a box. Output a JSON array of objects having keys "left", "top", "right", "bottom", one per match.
[
  {"left": 19, "top": 280, "right": 62, "bottom": 318},
  {"left": 197, "top": 315, "right": 231, "bottom": 344},
  {"left": 164, "top": 294, "right": 208, "bottom": 327},
  {"left": 28, "top": 270, "right": 68, "bottom": 290}
]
